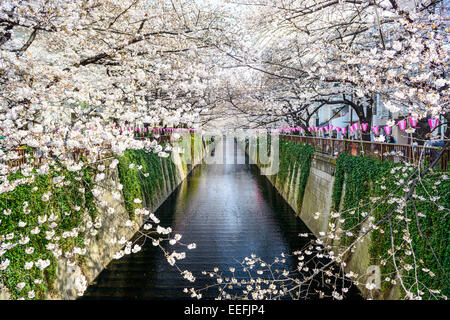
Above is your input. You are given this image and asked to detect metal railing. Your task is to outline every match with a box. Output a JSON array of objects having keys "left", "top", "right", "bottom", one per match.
[
  {"left": 281, "top": 135, "right": 449, "bottom": 171},
  {"left": 7, "top": 134, "right": 447, "bottom": 170},
  {"left": 2, "top": 148, "right": 28, "bottom": 167},
  {"left": 2, "top": 134, "right": 174, "bottom": 168},
  {"left": 134, "top": 134, "right": 171, "bottom": 144}
]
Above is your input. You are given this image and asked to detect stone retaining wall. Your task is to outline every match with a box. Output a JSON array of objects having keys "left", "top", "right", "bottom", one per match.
[
  {"left": 247, "top": 147, "right": 400, "bottom": 300},
  {"left": 0, "top": 135, "right": 211, "bottom": 300}
]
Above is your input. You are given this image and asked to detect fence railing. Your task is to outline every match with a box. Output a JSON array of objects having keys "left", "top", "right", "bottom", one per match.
[
  {"left": 3, "top": 147, "right": 28, "bottom": 167},
  {"left": 5, "top": 135, "right": 447, "bottom": 171},
  {"left": 1, "top": 134, "right": 174, "bottom": 168},
  {"left": 134, "top": 134, "right": 171, "bottom": 144},
  {"left": 281, "top": 135, "right": 449, "bottom": 171}
]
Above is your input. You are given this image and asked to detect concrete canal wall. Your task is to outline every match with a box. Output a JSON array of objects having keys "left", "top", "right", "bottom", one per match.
[
  {"left": 246, "top": 140, "right": 401, "bottom": 300},
  {"left": 0, "top": 134, "right": 212, "bottom": 300}
]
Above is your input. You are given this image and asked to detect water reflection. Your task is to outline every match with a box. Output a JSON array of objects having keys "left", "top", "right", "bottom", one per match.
[{"left": 83, "top": 138, "right": 360, "bottom": 300}]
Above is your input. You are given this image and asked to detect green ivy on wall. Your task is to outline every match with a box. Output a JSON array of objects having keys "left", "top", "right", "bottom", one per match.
[
  {"left": 281, "top": 140, "right": 314, "bottom": 208},
  {"left": 191, "top": 134, "right": 203, "bottom": 164},
  {"left": 116, "top": 149, "right": 175, "bottom": 218},
  {"left": 331, "top": 153, "right": 449, "bottom": 299},
  {"left": 0, "top": 135, "right": 198, "bottom": 300},
  {"left": 369, "top": 169, "right": 450, "bottom": 299},
  {"left": 262, "top": 139, "right": 314, "bottom": 210},
  {"left": 331, "top": 154, "right": 395, "bottom": 246},
  {"left": 0, "top": 167, "right": 98, "bottom": 299},
  {"left": 116, "top": 134, "right": 202, "bottom": 218}
]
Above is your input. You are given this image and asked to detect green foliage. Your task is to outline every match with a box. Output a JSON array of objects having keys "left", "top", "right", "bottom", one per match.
[
  {"left": 191, "top": 134, "right": 203, "bottom": 162},
  {"left": 331, "top": 154, "right": 395, "bottom": 246},
  {"left": 272, "top": 140, "right": 314, "bottom": 208},
  {"left": 331, "top": 153, "right": 449, "bottom": 299},
  {"left": 369, "top": 170, "right": 450, "bottom": 299},
  {"left": 116, "top": 149, "right": 175, "bottom": 217},
  {"left": 0, "top": 167, "right": 98, "bottom": 299},
  {"left": 0, "top": 137, "right": 192, "bottom": 300}
]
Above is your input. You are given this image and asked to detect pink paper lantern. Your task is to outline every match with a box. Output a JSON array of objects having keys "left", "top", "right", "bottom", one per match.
[
  {"left": 398, "top": 119, "right": 407, "bottom": 130},
  {"left": 361, "top": 123, "right": 368, "bottom": 132},
  {"left": 428, "top": 118, "right": 439, "bottom": 130},
  {"left": 409, "top": 117, "right": 418, "bottom": 127}
]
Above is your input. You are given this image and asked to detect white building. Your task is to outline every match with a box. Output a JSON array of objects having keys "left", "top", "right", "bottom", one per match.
[{"left": 309, "top": 94, "right": 447, "bottom": 143}]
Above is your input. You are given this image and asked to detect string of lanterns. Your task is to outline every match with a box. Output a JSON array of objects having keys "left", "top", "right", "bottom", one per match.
[
  {"left": 83, "top": 127, "right": 201, "bottom": 134},
  {"left": 277, "top": 117, "right": 440, "bottom": 135}
]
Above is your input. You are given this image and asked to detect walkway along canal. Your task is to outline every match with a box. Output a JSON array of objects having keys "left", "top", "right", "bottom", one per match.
[{"left": 83, "top": 138, "right": 360, "bottom": 300}]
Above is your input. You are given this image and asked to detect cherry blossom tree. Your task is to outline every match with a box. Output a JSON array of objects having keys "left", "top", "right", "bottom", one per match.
[
  {"left": 218, "top": 0, "right": 448, "bottom": 140},
  {"left": 0, "top": 0, "right": 232, "bottom": 299},
  {"left": 0, "top": 0, "right": 448, "bottom": 300}
]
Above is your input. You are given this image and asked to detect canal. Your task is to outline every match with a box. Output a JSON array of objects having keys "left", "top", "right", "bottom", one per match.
[{"left": 83, "top": 138, "right": 359, "bottom": 300}]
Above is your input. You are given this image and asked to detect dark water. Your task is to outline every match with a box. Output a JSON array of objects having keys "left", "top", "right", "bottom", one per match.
[{"left": 83, "top": 138, "right": 360, "bottom": 300}]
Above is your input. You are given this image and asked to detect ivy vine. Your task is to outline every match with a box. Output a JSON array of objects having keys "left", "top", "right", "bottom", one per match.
[
  {"left": 331, "top": 153, "right": 449, "bottom": 299},
  {"left": 0, "top": 167, "right": 98, "bottom": 299}
]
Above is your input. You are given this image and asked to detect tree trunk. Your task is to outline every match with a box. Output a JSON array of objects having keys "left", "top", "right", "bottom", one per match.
[
  {"left": 363, "top": 106, "right": 373, "bottom": 141},
  {"left": 353, "top": 106, "right": 372, "bottom": 141}
]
